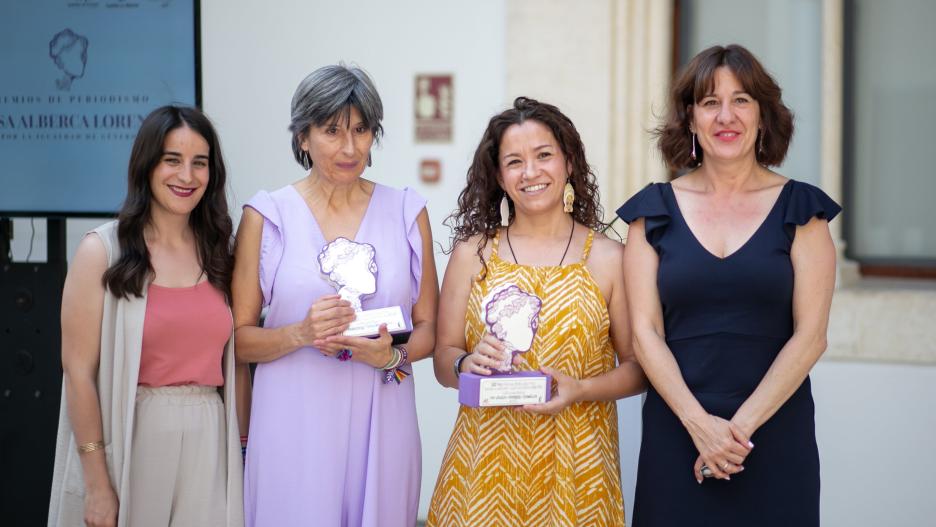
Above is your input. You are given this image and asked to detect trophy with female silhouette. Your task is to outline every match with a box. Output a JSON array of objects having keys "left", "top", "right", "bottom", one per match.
[
  {"left": 458, "top": 284, "right": 552, "bottom": 407},
  {"left": 318, "top": 237, "right": 410, "bottom": 360}
]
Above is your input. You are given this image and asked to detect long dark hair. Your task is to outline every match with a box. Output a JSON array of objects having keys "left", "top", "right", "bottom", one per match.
[
  {"left": 102, "top": 105, "right": 233, "bottom": 300},
  {"left": 445, "top": 97, "right": 604, "bottom": 275}
]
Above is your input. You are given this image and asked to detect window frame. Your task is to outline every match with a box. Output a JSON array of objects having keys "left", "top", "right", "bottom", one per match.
[{"left": 842, "top": 0, "right": 936, "bottom": 277}]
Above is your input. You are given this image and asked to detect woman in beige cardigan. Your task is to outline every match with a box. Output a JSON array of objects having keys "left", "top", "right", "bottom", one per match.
[{"left": 48, "top": 106, "right": 250, "bottom": 527}]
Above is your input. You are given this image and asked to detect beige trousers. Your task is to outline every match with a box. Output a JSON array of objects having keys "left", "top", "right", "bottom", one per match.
[{"left": 128, "top": 385, "right": 226, "bottom": 527}]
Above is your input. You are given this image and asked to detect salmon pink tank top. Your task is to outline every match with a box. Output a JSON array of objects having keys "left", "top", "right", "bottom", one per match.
[{"left": 138, "top": 280, "right": 230, "bottom": 387}]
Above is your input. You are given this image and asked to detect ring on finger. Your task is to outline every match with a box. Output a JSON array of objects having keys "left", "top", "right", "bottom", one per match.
[
  {"left": 722, "top": 462, "right": 730, "bottom": 471},
  {"left": 700, "top": 465, "right": 714, "bottom": 478}
]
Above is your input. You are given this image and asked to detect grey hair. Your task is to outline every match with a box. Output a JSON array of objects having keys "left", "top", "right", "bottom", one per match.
[{"left": 289, "top": 64, "right": 384, "bottom": 168}]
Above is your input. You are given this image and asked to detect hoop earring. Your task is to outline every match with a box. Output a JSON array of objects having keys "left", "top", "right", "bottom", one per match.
[
  {"left": 690, "top": 132, "right": 697, "bottom": 161},
  {"left": 500, "top": 193, "right": 510, "bottom": 227},
  {"left": 563, "top": 180, "right": 575, "bottom": 213}
]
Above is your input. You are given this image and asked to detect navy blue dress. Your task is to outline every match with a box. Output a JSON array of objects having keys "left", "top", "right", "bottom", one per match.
[{"left": 617, "top": 179, "right": 841, "bottom": 527}]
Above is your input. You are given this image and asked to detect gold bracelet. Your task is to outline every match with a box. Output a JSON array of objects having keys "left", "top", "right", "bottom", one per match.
[{"left": 77, "top": 441, "right": 105, "bottom": 454}]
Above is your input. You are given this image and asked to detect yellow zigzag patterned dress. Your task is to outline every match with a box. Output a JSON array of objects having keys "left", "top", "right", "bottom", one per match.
[{"left": 427, "top": 230, "right": 625, "bottom": 527}]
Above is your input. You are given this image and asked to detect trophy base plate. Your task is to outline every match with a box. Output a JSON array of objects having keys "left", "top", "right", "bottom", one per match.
[
  {"left": 458, "top": 371, "right": 552, "bottom": 407},
  {"left": 344, "top": 306, "right": 410, "bottom": 344}
]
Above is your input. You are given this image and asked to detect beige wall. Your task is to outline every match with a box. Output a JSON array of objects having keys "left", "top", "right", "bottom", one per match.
[{"left": 506, "top": 0, "right": 671, "bottom": 228}]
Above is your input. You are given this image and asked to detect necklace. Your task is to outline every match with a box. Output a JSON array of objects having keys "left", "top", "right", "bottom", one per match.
[{"left": 505, "top": 219, "right": 575, "bottom": 267}]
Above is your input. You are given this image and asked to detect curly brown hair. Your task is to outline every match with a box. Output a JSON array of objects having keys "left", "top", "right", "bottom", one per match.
[
  {"left": 656, "top": 44, "right": 794, "bottom": 170},
  {"left": 444, "top": 97, "right": 604, "bottom": 275}
]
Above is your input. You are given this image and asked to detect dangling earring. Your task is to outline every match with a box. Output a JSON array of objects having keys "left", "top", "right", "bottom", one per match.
[
  {"left": 500, "top": 193, "right": 510, "bottom": 227},
  {"left": 690, "top": 132, "right": 697, "bottom": 161},
  {"left": 758, "top": 128, "right": 765, "bottom": 156},
  {"left": 563, "top": 180, "right": 575, "bottom": 213},
  {"left": 367, "top": 152, "right": 373, "bottom": 167},
  {"left": 301, "top": 150, "right": 311, "bottom": 170}
]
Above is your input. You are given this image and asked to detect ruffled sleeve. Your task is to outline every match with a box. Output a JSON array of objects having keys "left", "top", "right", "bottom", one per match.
[
  {"left": 244, "top": 190, "right": 284, "bottom": 308},
  {"left": 616, "top": 182, "right": 672, "bottom": 249},
  {"left": 783, "top": 181, "right": 842, "bottom": 240},
  {"left": 402, "top": 187, "right": 427, "bottom": 305}
]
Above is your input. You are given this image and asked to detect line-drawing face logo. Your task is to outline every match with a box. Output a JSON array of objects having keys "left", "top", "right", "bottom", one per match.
[{"left": 49, "top": 29, "right": 88, "bottom": 91}]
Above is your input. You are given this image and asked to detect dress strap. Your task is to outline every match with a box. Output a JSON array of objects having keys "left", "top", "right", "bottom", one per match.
[
  {"left": 490, "top": 230, "right": 501, "bottom": 257},
  {"left": 581, "top": 229, "right": 596, "bottom": 261}
]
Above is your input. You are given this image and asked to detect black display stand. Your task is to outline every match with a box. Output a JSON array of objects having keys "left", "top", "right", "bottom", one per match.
[{"left": 0, "top": 217, "right": 67, "bottom": 526}]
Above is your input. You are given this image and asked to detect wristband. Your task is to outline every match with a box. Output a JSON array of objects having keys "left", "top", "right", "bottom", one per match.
[
  {"left": 379, "top": 346, "right": 400, "bottom": 370},
  {"left": 382, "top": 346, "right": 410, "bottom": 385},
  {"left": 453, "top": 352, "right": 470, "bottom": 378}
]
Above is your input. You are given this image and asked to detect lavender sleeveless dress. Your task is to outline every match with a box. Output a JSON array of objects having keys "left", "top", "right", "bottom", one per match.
[{"left": 243, "top": 183, "right": 425, "bottom": 527}]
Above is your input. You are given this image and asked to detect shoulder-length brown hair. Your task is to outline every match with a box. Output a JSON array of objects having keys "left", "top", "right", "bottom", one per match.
[
  {"left": 445, "top": 97, "right": 604, "bottom": 274},
  {"left": 103, "top": 105, "right": 233, "bottom": 300},
  {"left": 656, "top": 44, "right": 794, "bottom": 169}
]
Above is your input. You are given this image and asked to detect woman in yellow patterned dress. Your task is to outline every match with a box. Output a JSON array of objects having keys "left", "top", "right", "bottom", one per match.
[{"left": 427, "top": 97, "right": 647, "bottom": 526}]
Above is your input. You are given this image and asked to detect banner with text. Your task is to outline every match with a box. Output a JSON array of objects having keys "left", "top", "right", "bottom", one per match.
[{"left": 0, "top": 0, "right": 197, "bottom": 215}]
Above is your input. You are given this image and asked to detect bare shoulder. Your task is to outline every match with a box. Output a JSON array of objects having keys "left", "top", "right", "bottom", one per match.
[
  {"left": 73, "top": 232, "right": 108, "bottom": 271},
  {"left": 585, "top": 230, "right": 623, "bottom": 276},
  {"left": 583, "top": 230, "right": 621, "bottom": 301},
  {"left": 589, "top": 230, "right": 624, "bottom": 264},
  {"left": 237, "top": 207, "right": 265, "bottom": 241},
  {"left": 448, "top": 234, "right": 490, "bottom": 277},
  {"left": 65, "top": 232, "right": 109, "bottom": 292},
  {"left": 451, "top": 233, "right": 490, "bottom": 259},
  {"left": 671, "top": 171, "right": 703, "bottom": 193},
  {"left": 240, "top": 205, "right": 264, "bottom": 226},
  {"left": 416, "top": 206, "right": 432, "bottom": 226},
  {"left": 794, "top": 213, "right": 835, "bottom": 245},
  {"left": 762, "top": 168, "right": 790, "bottom": 188}
]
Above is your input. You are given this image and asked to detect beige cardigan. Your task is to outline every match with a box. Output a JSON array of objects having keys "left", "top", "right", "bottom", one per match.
[{"left": 47, "top": 221, "right": 244, "bottom": 527}]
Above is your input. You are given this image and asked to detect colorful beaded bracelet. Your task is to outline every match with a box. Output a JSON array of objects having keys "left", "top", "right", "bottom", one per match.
[{"left": 383, "top": 346, "right": 410, "bottom": 384}]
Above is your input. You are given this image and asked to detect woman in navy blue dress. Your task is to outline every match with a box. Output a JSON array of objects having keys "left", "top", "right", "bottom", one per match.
[{"left": 618, "top": 44, "right": 840, "bottom": 526}]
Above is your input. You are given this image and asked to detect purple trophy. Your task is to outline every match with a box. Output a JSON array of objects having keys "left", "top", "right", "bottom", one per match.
[
  {"left": 318, "top": 238, "right": 410, "bottom": 357},
  {"left": 458, "top": 283, "right": 552, "bottom": 407}
]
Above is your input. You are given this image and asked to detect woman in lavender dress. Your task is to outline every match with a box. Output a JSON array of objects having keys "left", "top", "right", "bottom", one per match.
[{"left": 232, "top": 64, "right": 438, "bottom": 527}]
